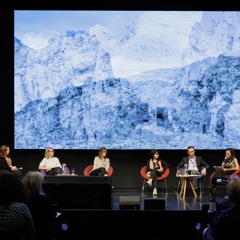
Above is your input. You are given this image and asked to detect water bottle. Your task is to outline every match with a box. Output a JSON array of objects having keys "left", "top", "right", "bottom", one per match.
[
  {"left": 62, "top": 163, "right": 66, "bottom": 175},
  {"left": 183, "top": 164, "right": 188, "bottom": 175}
]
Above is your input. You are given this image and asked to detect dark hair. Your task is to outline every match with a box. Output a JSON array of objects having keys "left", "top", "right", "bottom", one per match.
[
  {"left": 98, "top": 147, "right": 107, "bottom": 156},
  {"left": 187, "top": 146, "right": 195, "bottom": 151},
  {"left": 226, "top": 148, "right": 236, "bottom": 158},
  {"left": 0, "top": 172, "right": 26, "bottom": 206},
  {"left": 149, "top": 150, "right": 159, "bottom": 159}
]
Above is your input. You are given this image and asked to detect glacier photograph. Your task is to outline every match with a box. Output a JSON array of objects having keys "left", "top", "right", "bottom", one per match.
[{"left": 14, "top": 11, "right": 240, "bottom": 149}]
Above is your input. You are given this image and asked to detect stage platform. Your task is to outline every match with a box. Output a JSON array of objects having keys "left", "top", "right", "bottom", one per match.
[
  {"left": 43, "top": 177, "right": 226, "bottom": 239},
  {"left": 57, "top": 187, "right": 212, "bottom": 240}
]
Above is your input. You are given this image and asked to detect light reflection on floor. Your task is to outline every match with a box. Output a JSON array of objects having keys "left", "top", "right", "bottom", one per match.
[{"left": 112, "top": 186, "right": 214, "bottom": 211}]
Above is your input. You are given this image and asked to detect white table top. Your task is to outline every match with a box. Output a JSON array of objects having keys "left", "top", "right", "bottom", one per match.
[{"left": 176, "top": 174, "right": 200, "bottom": 177}]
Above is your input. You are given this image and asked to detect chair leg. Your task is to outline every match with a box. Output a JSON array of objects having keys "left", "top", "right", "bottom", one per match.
[
  {"left": 200, "top": 181, "right": 202, "bottom": 197},
  {"left": 142, "top": 180, "right": 145, "bottom": 195},
  {"left": 177, "top": 178, "right": 181, "bottom": 193},
  {"left": 111, "top": 186, "right": 115, "bottom": 208},
  {"left": 162, "top": 179, "right": 167, "bottom": 193},
  {"left": 199, "top": 179, "right": 204, "bottom": 197},
  {"left": 159, "top": 180, "right": 168, "bottom": 193}
]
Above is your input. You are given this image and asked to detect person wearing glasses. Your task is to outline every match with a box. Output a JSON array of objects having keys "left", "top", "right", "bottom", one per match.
[
  {"left": 38, "top": 147, "right": 62, "bottom": 175},
  {"left": 177, "top": 146, "right": 209, "bottom": 189}
]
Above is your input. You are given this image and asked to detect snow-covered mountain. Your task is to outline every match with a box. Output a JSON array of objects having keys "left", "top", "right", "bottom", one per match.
[
  {"left": 15, "top": 31, "right": 114, "bottom": 112},
  {"left": 14, "top": 11, "right": 240, "bottom": 149}
]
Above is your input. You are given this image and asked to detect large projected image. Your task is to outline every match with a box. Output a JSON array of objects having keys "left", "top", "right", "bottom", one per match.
[{"left": 14, "top": 11, "right": 240, "bottom": 149}]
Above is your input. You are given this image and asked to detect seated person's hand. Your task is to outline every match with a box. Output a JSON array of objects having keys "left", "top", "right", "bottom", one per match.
[
  {"left": 201, "top": 168, "right": 206, "bottom": 175},
  {"left": 146, "top": 172, "right": 151, "bottom": 177}
]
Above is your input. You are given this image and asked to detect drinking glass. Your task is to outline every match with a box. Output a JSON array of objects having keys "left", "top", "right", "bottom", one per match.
[{"left": 71, "top": 168, "right": 75, "bottom": 175}]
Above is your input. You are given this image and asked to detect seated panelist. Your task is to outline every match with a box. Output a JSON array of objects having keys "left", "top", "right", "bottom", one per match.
[
  {"left": 176, "top": 146, "right": 209, "bottom": 188},
  {"left": 38, "top": 147, "right": 62, "bottom": 175},
  {"left": 0, "top": 144, "right": 23, "bottom": 179},
  {"left": 90, "top": 147, "right": 110, "bottom": 176}
]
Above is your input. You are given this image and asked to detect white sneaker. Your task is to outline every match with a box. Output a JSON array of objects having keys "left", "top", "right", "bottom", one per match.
[
  {"left": 153, "top": 188, "right": 157, "bottom": 196},
  {"left": 146, "top": 179, "right": 152, "bottom": 187}
]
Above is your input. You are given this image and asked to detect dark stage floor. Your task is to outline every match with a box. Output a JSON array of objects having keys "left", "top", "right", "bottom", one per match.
[{"left": 112, "top": 186, "right": 213, "bottom": 211}]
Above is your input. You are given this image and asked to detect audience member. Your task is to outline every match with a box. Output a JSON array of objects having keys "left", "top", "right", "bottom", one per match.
[
  {"left": 90, "top": 147, "right": 110, "bottom": 176},
  {"left": 0, "top": 144, "right": 23, "bottom": 179},
  {"left": 38, "top": 147, "right": 62, "bottom": 175},
  {"left": 22, "top": 171, "right": 58, "bottom": 240},
  {"left": 145, "top": 149, "right": 170, "bottom": 196},
  {"left": 203, "top": 175, "right": 240, "bottom": 240},
  {"left": 0, "top": 171, "right": 35, "bottom": 239},
  {"left": 177, "top": 146, "right": 209, "bottom": 188}
]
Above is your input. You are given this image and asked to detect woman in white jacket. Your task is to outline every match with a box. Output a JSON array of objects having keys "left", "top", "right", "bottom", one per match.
[{"left": 90, "top": 147, "right": 110, "bottom": 176}]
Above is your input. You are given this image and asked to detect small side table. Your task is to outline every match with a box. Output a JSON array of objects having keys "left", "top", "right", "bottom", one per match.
[{"left": 177, "top": 174, "right": 199, "bottom": 199}]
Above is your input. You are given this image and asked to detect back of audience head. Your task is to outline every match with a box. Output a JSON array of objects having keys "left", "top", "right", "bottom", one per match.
[
  {"left": 22, "top": 171, "right": 45, "bottom": 198},
  {"left": 0, "top": 171, "right": 26, "bottom": 206},
  {"left": 227, "top": 175, "right": 240, "bottom": 205}
]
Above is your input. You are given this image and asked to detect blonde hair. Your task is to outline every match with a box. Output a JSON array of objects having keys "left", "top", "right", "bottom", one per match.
[
  {"left": 45, "top": 147, "right": 54, "bottom": 158},
  {"left": 0, "top": 145, "right": 9, "bottom": 157}
]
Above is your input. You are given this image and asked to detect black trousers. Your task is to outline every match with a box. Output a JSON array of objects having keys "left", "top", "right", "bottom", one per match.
[
  {"left": 90, "top": 167, "right": 107, "bottom": 176},
  {"left": 46, "top": 167, "right": 62, "bottom": 176}
]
